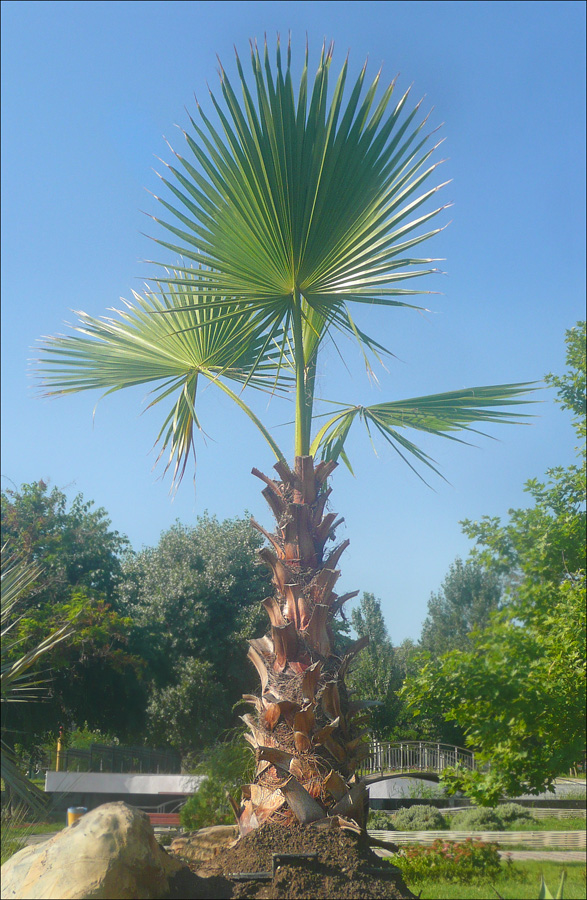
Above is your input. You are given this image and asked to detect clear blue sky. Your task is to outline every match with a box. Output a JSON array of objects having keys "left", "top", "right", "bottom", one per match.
[{"left": 1, "top": 0, "right": 585, "bottom": 642}]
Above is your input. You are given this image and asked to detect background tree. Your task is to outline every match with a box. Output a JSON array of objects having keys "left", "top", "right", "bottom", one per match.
[
  {"left": 0, "top": 482, "right": 144, "bottom": 752},
  {"left": 116, "top": 514, "right": 269, "bottom": 757},
  {"left": 36, "top": 38, "right": 535, "bottom": 834},
  {"left": 403, "top": 322, "right": 586, "bottom": 804},
  {"left": 346, "top": 593, "right": 401, "bottom": 739},
  {"left": 419, "top": 558, "right": 503, "bottom": 657}
]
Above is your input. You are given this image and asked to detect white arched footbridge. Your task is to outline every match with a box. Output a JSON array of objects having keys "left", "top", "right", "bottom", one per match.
[{"left": 359, "top": 741, "right": 477, "bottom": 785}]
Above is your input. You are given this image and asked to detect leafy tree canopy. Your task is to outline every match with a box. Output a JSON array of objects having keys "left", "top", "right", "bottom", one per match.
[
  {"left": 402, "top": 322, "right": 586, "bottom": 804},
  {"left": 1, "top": 481, "right": 128, "bottom": 603},
  {"left": 116, "top": 514, "right": 270, "bottom": 756},
  {"left": 347, "top": 593, "right": 400, "bottom": 738},
  {"left": 0, "top": 482, "right": 143, "bottom": 752},
  {"left": 419, "top": 558, "right": 503, "bottom": 657}
]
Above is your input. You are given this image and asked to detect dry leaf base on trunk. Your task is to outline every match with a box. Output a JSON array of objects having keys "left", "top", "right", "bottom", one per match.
[{"left": 236, "top": 456, "right": 374, "bottom": 836}]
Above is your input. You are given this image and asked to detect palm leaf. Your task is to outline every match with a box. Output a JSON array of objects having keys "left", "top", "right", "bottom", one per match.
[
  {"left": 36, "top": 273, "right": 289, "bottom": 486},
  {"left": 148, "top": 38, "right": 448, "bottom": 370},
  {"left": 310, "top": 384, "right": 539, "bottom": 484}
]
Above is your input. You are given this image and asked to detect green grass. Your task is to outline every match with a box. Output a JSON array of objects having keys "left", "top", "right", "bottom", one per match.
[
  {"left": 1, "top": 819, "right": 64, "bottom": 865},
  {"left": 506, "top": 817, "right": 586, "bottom": 831},
  {"left": 402, "top": 861, "right": 586, "bottom": 899},
  {"left": 370, "top": 813, "right": 586, "bottom": 832},
  {"left": 15, "top": 820, "right": 64, "bottom": 834}
]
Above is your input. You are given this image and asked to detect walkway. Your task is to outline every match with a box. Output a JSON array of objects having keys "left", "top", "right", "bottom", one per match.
[{"left": 499, "top": 850, "right": 586, "bottom": 862}]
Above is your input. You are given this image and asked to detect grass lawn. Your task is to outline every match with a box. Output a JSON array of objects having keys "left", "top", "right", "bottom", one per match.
[
  {"left": 402, "top": 861, "right": 586, "bottom": 899},
  {"left": 507, "top": 817, "right": 586, "bottom": 831},
  {"left": 14, "top": 820, "right": 64, "bottom": 833},
  {"left": 1, "top": 820, "right": 64, "bottom": 865}
]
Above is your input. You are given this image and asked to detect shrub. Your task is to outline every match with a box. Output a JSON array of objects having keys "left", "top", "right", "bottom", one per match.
[
  {"left": 391, "top": 805, "right": 447, "bottom": 831},
  {"left": 393, "top": 838, "right": 503, "bottom": 884},
  {"left": 496, "top": 803, "right": 532, "bottom": 825},
  {"left": 180, "top": 736, "right": 254, "bottom": 832},
  {"left": 453, "top": 806, "right": 504, "bottom": 831},
  {"left": 367, "top": 810, "right": 396, "bottom": 830}
]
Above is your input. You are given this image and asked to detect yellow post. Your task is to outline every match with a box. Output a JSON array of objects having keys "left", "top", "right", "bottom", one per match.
[{"left": 56, "top": 726, "right": 64, "bottom": 772}]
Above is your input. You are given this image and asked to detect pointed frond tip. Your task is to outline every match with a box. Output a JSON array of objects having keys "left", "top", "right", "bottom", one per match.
[{"left": 309, "top": 382, "right": 540, "bottom": 486}]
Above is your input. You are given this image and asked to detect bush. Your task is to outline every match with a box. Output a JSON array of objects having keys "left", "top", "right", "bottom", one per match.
[
  {"left": 180, "top": 736, "right": 254, "bottom": 832},
  {"left": 367, "top": 810, "right": 396, "bottom": 830},
  {"left": 453, "top": 806, "right": 504, "bottom": 831},
  {"left": 496, "top": 803, "right": 532, "bottom": 825},
  {"left": 393, "top": 838, "right": 503, "bottom": 884},
  {"left": 391, "top": 805, "right": 448, "bottom": 831}
]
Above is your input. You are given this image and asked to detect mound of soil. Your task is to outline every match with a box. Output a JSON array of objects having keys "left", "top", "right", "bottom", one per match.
[{"left": 165, "top": 822, "right": 417, "bottom": 899}]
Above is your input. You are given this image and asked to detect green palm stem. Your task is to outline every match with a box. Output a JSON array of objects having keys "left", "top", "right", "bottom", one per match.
[
  {"left": 292, "top": 289, "right": 310, "bottom": 457},
  {"left": 213, "top": 377, "right": 285, "bottom": 463}
]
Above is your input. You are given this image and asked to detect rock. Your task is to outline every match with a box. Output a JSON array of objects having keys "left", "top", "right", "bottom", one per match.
[
  {"left": 0, "top": 801, "right": 185, "bottom": 899},
  {"left": 168, "top": 825, "right": 239, "bottom": 862}
]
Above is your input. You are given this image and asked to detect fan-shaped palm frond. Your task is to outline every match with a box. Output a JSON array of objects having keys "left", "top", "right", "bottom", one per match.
[
  {"left": 37, "top": 273, "right": 290, "bottom": 487},
  {"left": 310, "top": 384, "right": 539, "bottom": 484},
  {"left": 148, "top": 37, "right": 449, "bottom": 453}
]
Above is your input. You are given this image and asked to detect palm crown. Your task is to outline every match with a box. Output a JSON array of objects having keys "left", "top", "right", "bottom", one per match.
[{"left": 37, "top": 38, "right": 534, "bottom": 486}]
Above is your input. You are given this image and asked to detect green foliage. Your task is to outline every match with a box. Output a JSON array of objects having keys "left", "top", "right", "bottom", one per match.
[
  {"left": 507, "top": 816, "right": 586, "bottom": 832},
  {"left": 346, "top": 593, "right": 403, "bottom": 738},
  {"left": 391, "top": 804, "right": 448, "bottom": 831},
  {"left": 1, "top": 482, "right": 143, "bottom": 751},
  {"left": 367, "top": 810, "right": 397, "bottom": 829},
  {"left": 419, "top": 558, "right": 503, "bottom": 657},
  {"left": 496, "top": 803, "right": 533, "bottom": 826},
  {"left": 0, "top": 481, "right": 128, "bottom": 603},
  {"left": 37, "top": 38, "right": 535, "bottom": 486},
  {"left": 61, "top": 722, "right": 121, "bottom": 750},
  {"left": 0, "top": 807, "right": 28, "bottom": 865},
  {"left": 180, "top": 737, "right": 254, "bottom": 831},
  {"left": 538, "top": 872, "right": 566, "bottom": 900},
  {"left": 402, "top": 324, "right": 587, "bottom": 804},
  {"left": 452, "top": 806, "right": 507, "bottom": 831},
  {"left": 147, "top": 658, "right": 225, "bottom": 754},
  {"left": 402, "top": 860, "right": 583, "bottom": 900},
  {"left": 393, "top": 838, "right": 503, "bottom": 884},
  {"left": 117, "top": 514, "right": 268, "bottom": 756},
  {"left": 1, "top": 548, "right": 73, "bottom": 814}
]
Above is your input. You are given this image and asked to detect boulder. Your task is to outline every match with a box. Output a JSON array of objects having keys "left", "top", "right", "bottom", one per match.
[
  {"left": 0, "top": 801, "right": 184, "bottom": 899},
  {"left": 168, "top": 825, "right": 239, "bottom": 862}
]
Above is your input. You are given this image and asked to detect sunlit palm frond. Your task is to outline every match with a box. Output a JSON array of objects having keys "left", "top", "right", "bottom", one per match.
[
  {"left": 36, "top": 274, "right": 289, "bottom": 486},
  {"left": 310, "top": 384, "right": 540, "bottom": 484},
  {"left": 1, "top": 548, "right": 73, "bottom": 704},
  {"left": 149, "top": 38, "right": 448, "bottom": 367}
]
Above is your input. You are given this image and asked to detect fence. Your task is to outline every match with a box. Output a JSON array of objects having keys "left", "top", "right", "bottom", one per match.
[
  {"left": 359, "top": 741, "right": 477, "bottom": 778},
  {"left": 43, "top": 744, "right": 181, "bottom": 775},
  {"left": 367, "top": 830, "right": 587, "bottom": 850}
]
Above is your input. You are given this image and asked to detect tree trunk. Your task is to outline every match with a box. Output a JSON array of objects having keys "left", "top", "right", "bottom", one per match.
[{"left": 235, "top": 456, "right": 371, "bottom": 835}]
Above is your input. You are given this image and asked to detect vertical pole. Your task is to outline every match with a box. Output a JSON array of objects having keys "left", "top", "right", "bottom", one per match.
[{"left": 56, "top": 726, "right": 64, "bottom": 772}]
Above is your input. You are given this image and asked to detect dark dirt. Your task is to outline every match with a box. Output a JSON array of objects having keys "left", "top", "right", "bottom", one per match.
[{"left": 164, "top": 822, "right": 417, "bottom": 899}]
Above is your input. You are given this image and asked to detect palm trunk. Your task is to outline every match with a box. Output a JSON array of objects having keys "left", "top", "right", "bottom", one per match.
[{"left": 235, "top": 456, "right": 371, "bottom": 835}]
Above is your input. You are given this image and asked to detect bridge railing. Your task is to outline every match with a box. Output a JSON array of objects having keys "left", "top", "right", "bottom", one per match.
[{"left": 358, "top": 740, "right": 476, "bottom": 777}]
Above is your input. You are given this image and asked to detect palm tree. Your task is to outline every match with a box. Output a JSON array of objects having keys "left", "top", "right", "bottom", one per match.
[{"left": 36, "top": 39, "right": 535, "bottom": 834}]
